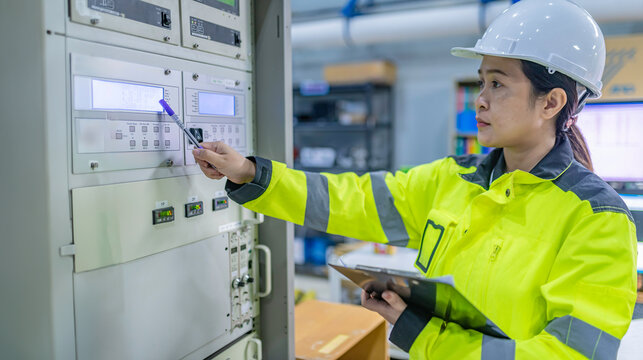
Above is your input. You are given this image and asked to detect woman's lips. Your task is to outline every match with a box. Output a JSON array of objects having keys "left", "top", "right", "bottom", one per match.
[{"left": 476, "top": 117, "right": 490, "bottom": 128}]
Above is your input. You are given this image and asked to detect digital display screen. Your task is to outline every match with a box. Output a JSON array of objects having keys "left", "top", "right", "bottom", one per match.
[
  {"left": 217, "top": 0, "right": 236, "bottom": 6},
  {"left": 577, "top": 102, "right": 643, "bottom": 181},
  {"left": 92, "top": 79, "right": 164, "bottom": 112},
  {"left": 198, "top": 92, "right": 235, "bottom": 116},
  {"left": 157, "top": 210, "right": 173, "bottom": 217}
]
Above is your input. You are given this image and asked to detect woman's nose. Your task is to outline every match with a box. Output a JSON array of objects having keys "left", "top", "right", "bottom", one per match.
[{"left": 476, "top": 90, "right": 489, "bottom": 111}]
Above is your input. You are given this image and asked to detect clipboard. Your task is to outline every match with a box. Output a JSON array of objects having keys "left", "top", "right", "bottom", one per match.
[{"left": 329, "top": 263, "right": 509, "bottom": 339}]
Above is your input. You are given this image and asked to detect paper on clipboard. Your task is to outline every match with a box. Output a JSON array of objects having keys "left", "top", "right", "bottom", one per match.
[{"left": 329, "top": 263, "right": 509, "bottom": 339}]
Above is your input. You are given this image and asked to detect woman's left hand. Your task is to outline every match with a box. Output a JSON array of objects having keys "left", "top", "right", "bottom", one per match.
[{"left": 360, "top": 289, "right": 407, "bottom": 325}]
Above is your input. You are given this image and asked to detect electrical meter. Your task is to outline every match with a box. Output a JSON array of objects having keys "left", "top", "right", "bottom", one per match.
[{"left": 180, "top": 0, "right": 251, "bottom": 60}]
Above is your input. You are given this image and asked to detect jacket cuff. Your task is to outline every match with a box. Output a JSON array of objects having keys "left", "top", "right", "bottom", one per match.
[
  {"left": 225, "top": 156, "right": 272, "bottom": 204},
  {"left": 389, "top": 305, "right": 431, "bottom": 353}
]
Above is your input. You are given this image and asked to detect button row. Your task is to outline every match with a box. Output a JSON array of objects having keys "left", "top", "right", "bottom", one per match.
[
  {"left": 127, "top": 139, "right": 171, "bottom": 147},
  {"left": 127, "top": 125, "right": 171, "bottom": 133}
]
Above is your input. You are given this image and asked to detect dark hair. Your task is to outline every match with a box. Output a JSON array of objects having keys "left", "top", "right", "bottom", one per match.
[{"left": 520, "top": 60, "right": 594, "bottom": 172}]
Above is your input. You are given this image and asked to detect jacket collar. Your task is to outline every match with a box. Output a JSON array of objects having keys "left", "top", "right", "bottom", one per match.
[{"left": 461, "top": 134, "right": 574, "bottom": 190}]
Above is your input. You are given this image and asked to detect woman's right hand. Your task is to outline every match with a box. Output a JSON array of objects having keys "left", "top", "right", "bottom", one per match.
[{"left": 192, "top": 141, "right": 256, "bottom": 184}]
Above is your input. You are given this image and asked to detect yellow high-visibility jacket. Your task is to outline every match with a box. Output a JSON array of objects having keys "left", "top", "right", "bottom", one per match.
[{"left": 225, "top": 135, "right": 637, "bottom": 359}]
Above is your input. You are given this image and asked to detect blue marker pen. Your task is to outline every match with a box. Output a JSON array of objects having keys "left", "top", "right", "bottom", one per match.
[{"left": 159, "top": 99, "right": 203, "bottom": 149}]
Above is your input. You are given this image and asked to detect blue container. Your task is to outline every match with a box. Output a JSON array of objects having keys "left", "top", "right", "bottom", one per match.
[
  {"left": 456, "top": 109, "right": 478, "bottom": 133},
  {"left": 304, "top": 237, "right": 330, "bottom": 265}
]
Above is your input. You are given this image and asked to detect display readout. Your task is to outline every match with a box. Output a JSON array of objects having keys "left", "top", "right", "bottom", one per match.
[
  {"left": 92, "top": 79, "right": 164, "bottom": 112},
  {"left": 213, "top": 196, "right": 229, "bottom": 211},
  {"left": 195, "top": 0, "right": 239, "bottom": 16},
  {"left": 185, "top": 201, "right": 204, "bottom": 218},
  {"left": 198, "top": 92, "right": 235, "bottom": 116},
  {"left": 152, "top": 206, "right": 175, "bottom": 225}
]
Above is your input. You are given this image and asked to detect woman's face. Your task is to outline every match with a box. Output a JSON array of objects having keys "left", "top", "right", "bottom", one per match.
[{"left": 475, "top": 56, "right": 553, "bottom": 149}]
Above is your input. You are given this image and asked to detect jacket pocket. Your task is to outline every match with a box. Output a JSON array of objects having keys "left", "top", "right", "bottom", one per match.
[{"left": 415, "top": 209, "right": 458, "bottom": 275}]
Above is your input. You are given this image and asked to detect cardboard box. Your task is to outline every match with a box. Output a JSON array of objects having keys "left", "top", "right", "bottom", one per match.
[
  {"left": 295, "top": 300, "right": 389, "bottom": 360},
  {"left": 324, "top": 61, "right": 396, "bottom": 85},
  {"left": 591, "top": 34, "right": 643, "bottom": 102}
]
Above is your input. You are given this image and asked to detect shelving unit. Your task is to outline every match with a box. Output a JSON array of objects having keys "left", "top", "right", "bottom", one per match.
[
  {"left": 292, "top": 82, "right": 395, "bottom": 276},
  {"left": 293, "top": 82, "right": 394, "bottom": 174},
  {"left": 453, "top": 80, "right": 493, "bottom": 156}
]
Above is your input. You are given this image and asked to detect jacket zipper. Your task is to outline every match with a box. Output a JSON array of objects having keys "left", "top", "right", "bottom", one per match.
[{"left": 481, "top": 240, "right": 503, "bottom": 310}]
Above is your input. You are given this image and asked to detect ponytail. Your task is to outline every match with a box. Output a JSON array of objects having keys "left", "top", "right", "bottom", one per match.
[
  {"left": 520, "top": 60, "right": 594, "bottom": 171},
  {"left": 566, "top": 123, "right": 593, "bottom": 172}
]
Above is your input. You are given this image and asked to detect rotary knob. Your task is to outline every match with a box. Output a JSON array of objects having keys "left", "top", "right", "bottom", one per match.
[{"left": 232, "top": 278, "right": 245, "bottom": 289}]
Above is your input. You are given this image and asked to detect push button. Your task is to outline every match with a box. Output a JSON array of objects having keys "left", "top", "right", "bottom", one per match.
[{"left": 505, "top": 189, "right": 511, "bottom": 197}]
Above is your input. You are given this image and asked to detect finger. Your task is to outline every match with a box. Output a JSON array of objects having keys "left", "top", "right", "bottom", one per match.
[
  {"left": 361, "top": 290, "right": 368, "bottom": 306},
  {"left": 201, "top": 141, "right": 229, "bottom": 154},
  {"left": 382, "top": 291, "right": 407, "bottom": 312},
  {"left": 196, "top": 159, "right": 217, "bottom": 170},
  {"left": 195, "top": 159, "right": 209, "bottom": 168},
  {"left": 193, "top": 148, "right": 224, "bottom": 168},
  {"left": 362, "top": 294, "right": 389, "bottom": 313},
  {"left": 198, "top": 162, "right": 221, "bottom": 179}
]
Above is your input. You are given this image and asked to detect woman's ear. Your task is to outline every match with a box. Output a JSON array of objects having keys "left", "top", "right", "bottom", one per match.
[{"left": 541, "top": 88, "right": 567, "bottom": 120}]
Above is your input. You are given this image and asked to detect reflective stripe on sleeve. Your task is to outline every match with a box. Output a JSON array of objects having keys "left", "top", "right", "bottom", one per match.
[
  {"left": 481, "top": 335, "right": 515, "bottom": 360},
  {"left": 545, "top": 315, "right": 620, "bottom": 360},
  {"left": 303, "top": 172, "right": 330, "bottom": 232},
  {"left": 370, "top": 171, "right": 410, "bottom": 246}
]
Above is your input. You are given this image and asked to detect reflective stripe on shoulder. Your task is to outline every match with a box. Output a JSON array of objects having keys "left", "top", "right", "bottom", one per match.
[
  {"left": 545, "top": 315, "right": 620, "bottom": 360},
  {"left": 481, "top": 335, "right": 515, "bottom": 360},
  {"left": 371, "top": 171, "right": 410, "bottom": 247},
  {"left": 304, "top": 172, "right": 329, "bottom": 232}
]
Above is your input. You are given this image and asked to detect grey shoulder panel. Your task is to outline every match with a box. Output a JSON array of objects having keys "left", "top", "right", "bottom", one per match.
[
  {"left": 448, "top": 153, "right": 486, "bottom": 170},
  {"left": 553, "top": 160, "right": 633, "bottom": 222}
]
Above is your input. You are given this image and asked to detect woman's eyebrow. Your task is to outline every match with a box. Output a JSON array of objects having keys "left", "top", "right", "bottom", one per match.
[{"left": 478, "top": 68, "right": 509, "bottom": 77}]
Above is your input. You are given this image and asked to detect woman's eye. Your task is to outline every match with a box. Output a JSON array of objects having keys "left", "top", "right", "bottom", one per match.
[
  {"left": 492, "top": 81, "right": 501, "bottom": 88},
  {"left": 477, "top": 80, "right": 484, "bottom": 88}
]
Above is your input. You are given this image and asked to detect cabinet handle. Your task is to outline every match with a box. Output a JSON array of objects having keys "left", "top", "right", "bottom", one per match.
[
  {"left": 245, "top": 337, "right": 262, "bottom": 360},
  {"left": 255, "top": 244, "right": 272, "bottom": 298}
]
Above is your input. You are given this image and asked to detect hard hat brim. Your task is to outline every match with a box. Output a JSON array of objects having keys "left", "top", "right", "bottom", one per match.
[{"left": 450, "top": 47, "right": 602, "bottom": 98}]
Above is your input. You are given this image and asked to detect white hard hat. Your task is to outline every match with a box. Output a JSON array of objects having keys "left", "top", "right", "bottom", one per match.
[{"left": 451, "top": 0, "right": 605, "bottom": 98}]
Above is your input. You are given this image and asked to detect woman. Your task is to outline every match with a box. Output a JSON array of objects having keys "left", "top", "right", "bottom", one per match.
[{"left": 193, "top": 0, "right": 637, "bottom": 358}]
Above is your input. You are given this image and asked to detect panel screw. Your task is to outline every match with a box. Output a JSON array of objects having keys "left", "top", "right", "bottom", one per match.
[
  {"left": 193, "top": 43, "right": 199, "bottom": 49},
  {"left": 164, "top": 69, "right": 171, "bottom": 75},
  {"left": 192, "top": 73, "right": 199, "bottom": 81},
  {"left": 165, "top": 159, "right": 174, "bottom": 167},
  {"left": 90, "top": 161, "right": 99, "bottom": 170},
  {"left": 163, "top": 36, "right": 170, "bottom": 42},
  {"left": 235, "top": 53, "right": 241, "bottom": 59},
  {"left": 90, "top": 18, "right": 99, "bottom": 25}
]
